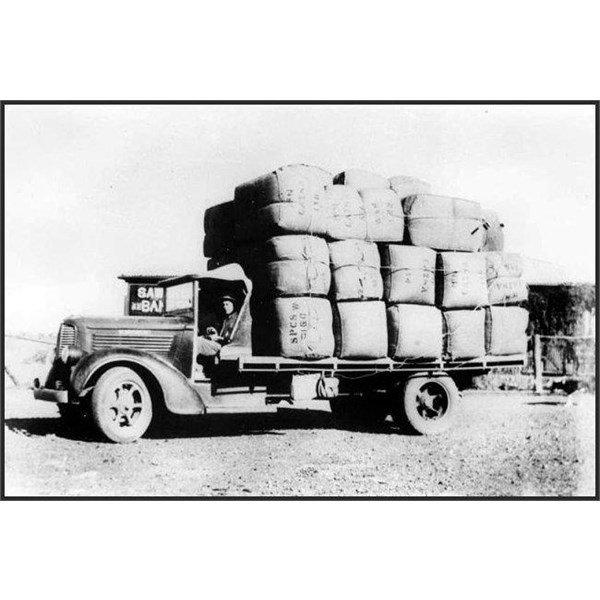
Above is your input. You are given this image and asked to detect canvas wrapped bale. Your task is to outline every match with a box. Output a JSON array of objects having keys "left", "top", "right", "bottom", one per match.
[
  {"left": 387, "top": 304, "right": 443, "bottom": 360},
  {"left": 443, "top": 309, "right": 486, "bottom": 360},
  {"left": 388, "top": 175, "right": 432, "bottom": 199},
  {"left": 333, "top": 301, "right": 387, "bottom": 359},
  {"left": 486, "top": 306, "right": 529, "bottom": 355},
  {"left": 203, "top": 200, "right": 236, "bottom": 258},
  {"left": 380, "top": 245, "right": 436, "bottom": 305},
  {"left": 484, "top": 252, "right": 528, "bottom": 305},
  {"left": 360, "top": 188, "right": 405, "bottom": 242},
  {"left": 254, "top": 297, "right": 334, "bottom": 359},
  {"left": 403, "top": 194, "right": 484, "bottom": 252},
  {"left": 481, "top": 209, "right": 504, "bottom": 252},
  {"left": 325, "top": 186, "right": 404, "bottom": 242},
  {"left": 328, "top": 239, "right": 383, "bottom": 300},
  {"left": 437, "top": 252, "right": 489, "bottom": 309},
  {"left": 333, "top": 169, "right": 390, "bottom": 191},
  {"left": 239, "top": 235, "right": 331, "bottom": 298},
  {"left": 234, "top": 164, "right": 332, "bottom": 242}
]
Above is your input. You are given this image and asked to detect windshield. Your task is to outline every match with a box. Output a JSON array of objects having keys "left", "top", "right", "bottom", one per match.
[{"left": 164, "top": 282, "right": 194, "bottom": 315}]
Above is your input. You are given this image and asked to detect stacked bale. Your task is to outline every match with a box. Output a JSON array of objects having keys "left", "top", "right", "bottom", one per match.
[
  {"left": 380, "top": 245, "right": 442, "bottom": 360},
  {"left": 234, "top": 164, "right": 333, "bottom": 242},
  {"left": 202, "top": 163, "right": 528, "bottom": 363},
  {"left": 483, "top": 252, "right": 529, "bottom": 355},
  {"left": 481, "top": 209, "right": 504, "bottom": 252},
  {"left": 328, "top": 239, "right": 387, "bottom": 359},
  {"left": 437, "top": 252, "right": 488, "bottom": 360},
  {"left": 403, "top": 195, "right": 484, "bottom": 252},
  {"left": 232, "top": 166, "right": 336, "bottom": 359},
  {"left": 484, "top": 252, "right": 527, "bottom": 305}
]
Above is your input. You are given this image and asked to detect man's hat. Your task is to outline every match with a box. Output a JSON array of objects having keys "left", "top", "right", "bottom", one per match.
[{"left": 221, "top": 295, "right": 235, "bottom": 303}]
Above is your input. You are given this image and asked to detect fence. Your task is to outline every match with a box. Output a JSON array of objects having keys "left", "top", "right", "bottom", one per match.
[{"left": 532, "top": 334, "right": 596, "bottom": 393}]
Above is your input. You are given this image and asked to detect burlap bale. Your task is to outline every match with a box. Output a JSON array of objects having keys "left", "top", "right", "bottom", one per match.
[
  {"left": 235, "top": 164, "right": 333, "bottom": 209},
  {"left": 264, "top": 235, "right": 329, "bottom": 263},
  {"left": 443, "top": 309, "right": 486, "bottom": 360},
  {"left": 484, "top": 252, "right": 523, "bottom": 280},
  {"left": 324, "top": 186, "right": 404, "bottom": 242},
  {"left": 481, "top": 209, "right": 505, "bottom": 252},
  {"left": 387, "top": 304, "right": 443, "bottom": 360},
  {"left": 235, "top": 201, "right": 329, "bottom": 241},
  {"left": 380, "top": 245, "right": 436, "bottom": 305},
  {"left": 234, "top": 165, "right": 332, "bottom": 242},
  {"left": 333, "top": 169, "right": 390, "bottom": 191},
  {"left": 256, "top": 260, "right": 331, "bottom": 297},
  {"left": 388, "top": 175, "right": 432, "bottom": 199},
  {"left": 484, "top": 252, "right": 527, "bottom": 305},
  {"left": 359, "top": 188, "right": 405, "bottom": 242},
  {"left": 333, "top": 301, "right": 387, "bottom": 359},
  {"left": 326, "top": 185, "right": 368, "bottom": 240},
  {"left": 265, "top": 297, "right": 334, "bottom": 359},
  {"left": 203, "top": 200, "right": 236, "bottom": 257},
  {"left": 328, "top": 240, "right": 383, "bottom": 300},
  {"left": 486, "top": 307, "right": 529, "bottom": 355},
  {"left": 404, "top": 194, "right": 484, "bottom": 252},
  {"left": 437, "top": 252, "right": 489, "bottom": 309}
]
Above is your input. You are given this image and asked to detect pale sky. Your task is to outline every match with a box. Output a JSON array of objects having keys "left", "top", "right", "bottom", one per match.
[{"left": 4, "top": 104, "right": 596, "bottom": 333}]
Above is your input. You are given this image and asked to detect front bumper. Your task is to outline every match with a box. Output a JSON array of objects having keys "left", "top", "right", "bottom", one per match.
[{"left": 33, "top": 387, "right": 69, "bottom": 404}]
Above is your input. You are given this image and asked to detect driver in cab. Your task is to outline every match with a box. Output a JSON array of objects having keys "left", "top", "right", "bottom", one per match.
[{"left": 196, "top": 294, "right": 239, "bottom": 359}]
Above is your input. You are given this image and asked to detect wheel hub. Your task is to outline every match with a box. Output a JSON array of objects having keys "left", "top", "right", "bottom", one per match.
[
  {"left": 415, "top": 383, "right": 448, "bottom": 420},
  {"left": 109, "top": 382, "right": 143, "bottom": 428}
]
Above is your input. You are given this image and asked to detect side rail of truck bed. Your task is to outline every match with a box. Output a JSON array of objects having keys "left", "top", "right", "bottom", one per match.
[{"left": 234, "top": 354, "right": 527, "bottom": 374}]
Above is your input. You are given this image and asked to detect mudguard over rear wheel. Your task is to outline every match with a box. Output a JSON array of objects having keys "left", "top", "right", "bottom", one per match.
[
  {"left": 90, "top": 367, "right": 153, "bottom": 443},
  {"left": 392, "top": 375, "right": 459, "bottom": 435}
]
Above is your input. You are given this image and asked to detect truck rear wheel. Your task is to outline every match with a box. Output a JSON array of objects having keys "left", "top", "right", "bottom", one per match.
[
  {"left": 392, "top": 375, "right": 459, "bottom": 435},
  {"left": 90, "top": 367, "right": 153, "bottom": 443}
]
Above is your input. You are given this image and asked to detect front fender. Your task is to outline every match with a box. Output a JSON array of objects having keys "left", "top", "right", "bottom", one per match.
[{"left": 70, "top": 348, "right": 207, "bottom": 415}]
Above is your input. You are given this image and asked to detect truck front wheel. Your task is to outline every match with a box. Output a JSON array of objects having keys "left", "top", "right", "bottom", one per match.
[
  {"left": 90, "top": 367, "right": 153, "bottom": 443},
  {"left": 392, "top": 375, "right": 459, "bottom": 435}
]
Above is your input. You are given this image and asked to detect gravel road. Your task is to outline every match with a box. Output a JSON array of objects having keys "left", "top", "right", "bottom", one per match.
[{"left": 3, "top": 388, "right": 596, "bottom": 497}]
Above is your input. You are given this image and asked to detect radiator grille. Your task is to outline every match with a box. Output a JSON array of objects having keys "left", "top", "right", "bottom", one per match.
[
  {"left": 92, "top": 332, "right": 174, "bottom": 354},
  {"left": 58, "top": 324, "right": 76, "bottom": 351}
]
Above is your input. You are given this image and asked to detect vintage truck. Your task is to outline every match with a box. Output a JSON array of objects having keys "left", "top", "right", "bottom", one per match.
[{"left": 33, "top": 264, "right": 527, "bottom": 443}]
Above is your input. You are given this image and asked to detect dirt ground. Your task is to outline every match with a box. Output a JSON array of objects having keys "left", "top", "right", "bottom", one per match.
[{"left": 2, "top": 387, "right": 596, "bottom": 497}]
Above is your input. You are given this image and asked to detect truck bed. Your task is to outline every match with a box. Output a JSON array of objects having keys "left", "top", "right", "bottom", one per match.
[{"left": 234, "top": 354, "right": 527, "bottom": 373}]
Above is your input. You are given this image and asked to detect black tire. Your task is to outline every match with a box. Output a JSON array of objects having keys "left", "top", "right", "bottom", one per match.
[
  {"left": 90, "top": 367, "right": 153, "bottom": 443},
  {"left": 392, "top": 375, "right": 459, "bottom": 435}
]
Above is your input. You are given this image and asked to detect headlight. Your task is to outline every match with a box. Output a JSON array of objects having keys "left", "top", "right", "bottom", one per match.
[{"left": 60, "top": 346, "right": 83, "bottom": 365}]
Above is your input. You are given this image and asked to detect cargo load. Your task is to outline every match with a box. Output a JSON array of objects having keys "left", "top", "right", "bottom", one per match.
[
  {"left": 333, "top": 169, "right": 389, "bottom": 191},
  {"left": 481, "top": 209, "right": 504, "bottom": 252},
  {"left": 325, "top": 185, "right": 404, "bottom": 242},
  {"left": 380, "top": 245, "right": 436, "bottom": 305},
  {"left": 403, "top": 194, "right": 484, "bottom": 252},
  {"left": 388, "top": 175, "right": 432, "bottom": 199},
  {"left": 203, "top": 200, "right": 236, "bottom": 258},
  {"left": 329, "top": 239, "right": 383, "bottom": 300},
  {"left": 484, "top": 252, "right": 527, "bottom": 305},
  {"left": 437, "top": 252, "right": 489, "bottom": 309},
  {"left": 387, "top": 304, "right": 443, "bottom": 360},
  {"left": 443, "top": 309, "right": 486, "bottom": 360},
  {"left": 333, "top": 301, "right": 387, "bottom": 359},
  {"left": 240, "top": 236, "right": 330, "bottom": 297},
  {"left": 486, "top": 306, "right": 529, "bottom": 355},
  {"left": 234, "top": 164, "right": 333, "bottom": 242},
  {"left": 254, "top": 296, "right": 334, "bottom": 359}
]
